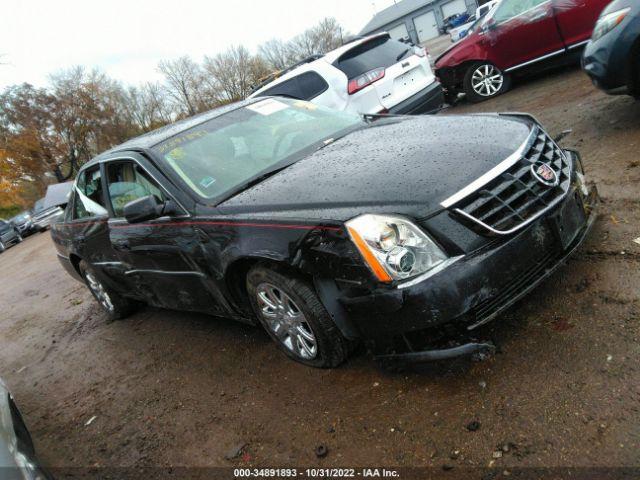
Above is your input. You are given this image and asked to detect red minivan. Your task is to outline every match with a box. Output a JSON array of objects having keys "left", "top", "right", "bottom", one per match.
[{"left": 435, "top": 0, "right": 611, "bottom": 102}]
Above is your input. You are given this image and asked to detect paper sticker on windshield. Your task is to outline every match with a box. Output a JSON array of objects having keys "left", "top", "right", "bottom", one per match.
[
  {"left": 247, "top": 99, "right": 288, "bottom": 116},
  {"left": 294, "top": 100, "right": 317, "bottom": 110},
  {"left": 200, "top": 177, "right": 216, "bottom": 188}
]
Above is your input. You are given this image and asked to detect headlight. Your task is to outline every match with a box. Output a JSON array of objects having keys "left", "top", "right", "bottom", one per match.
[
  {"left": 346, "top": 214, "right": 448, "bottom": 283},
  {"left": 592, "top": 7, "right": 630, "bottom": 41}
]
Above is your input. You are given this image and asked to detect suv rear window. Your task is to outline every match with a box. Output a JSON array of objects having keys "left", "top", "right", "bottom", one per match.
[
  {"left": 334, "top": 36, "right": 409, "bottom": 79},
  {"left": 259, "top": 72, "right": 329, "bottom": 100}
]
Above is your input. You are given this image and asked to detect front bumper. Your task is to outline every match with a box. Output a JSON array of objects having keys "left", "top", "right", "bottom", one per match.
[
  {"left": 15, "top": 222, "right": 36, "bottom": 236},
  {"left": 582, "top": 26, "right": 635, "bottom": 95},
  {"left": 389, "top": 81, "right": 444, "bottom": 115},
  {"left": 340, "top": 152, "right": 598, "bottom": 360},
  {"left": 0, "top": 230, "right": 21, "bottom": 248}
]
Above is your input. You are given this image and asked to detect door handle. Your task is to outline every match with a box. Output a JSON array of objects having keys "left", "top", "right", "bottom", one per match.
[{"left": 113, "top": 240, "right": 130, "bottom": 251}]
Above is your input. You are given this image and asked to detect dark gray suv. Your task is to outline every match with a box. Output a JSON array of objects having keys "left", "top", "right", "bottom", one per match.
[{"left": 0, "top": 219, "right": 22, "bottom": 253}]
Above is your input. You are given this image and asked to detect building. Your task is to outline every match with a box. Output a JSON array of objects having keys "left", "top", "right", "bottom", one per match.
[{"left": 359, "top": 0, "right": 480, "bottom": 44}]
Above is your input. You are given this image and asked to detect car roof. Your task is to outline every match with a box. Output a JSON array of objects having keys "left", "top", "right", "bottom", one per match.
[{"left": 250, "top": 32, "right": 390, "bottom": 97}]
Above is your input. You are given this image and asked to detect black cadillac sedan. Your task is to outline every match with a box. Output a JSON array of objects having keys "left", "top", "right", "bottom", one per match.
[{"left": 51, "top": 98, "right": 597, "bottom": 367}]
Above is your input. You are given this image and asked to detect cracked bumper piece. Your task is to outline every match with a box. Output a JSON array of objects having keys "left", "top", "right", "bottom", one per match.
[{"left": 340, "top": 153, "right": 598, "bottom": 361}]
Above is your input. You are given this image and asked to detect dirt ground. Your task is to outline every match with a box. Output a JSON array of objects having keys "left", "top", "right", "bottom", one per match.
[{"left": 1, "top": 66, "right": 639, "bottom": 478}]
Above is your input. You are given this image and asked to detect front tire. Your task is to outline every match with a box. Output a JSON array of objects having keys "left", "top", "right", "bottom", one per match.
[
  {"left": 463, "top": 61, "right": 511, "bottom": 103},
  {"left": 79, "top": 260, "right": 135, "bottom": 321},
  {"left": 246, "top": 265, "right": 350, "bottom": 368}
]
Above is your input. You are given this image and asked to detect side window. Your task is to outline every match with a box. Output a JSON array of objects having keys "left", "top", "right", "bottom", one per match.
[
  {"left": 259, "top": 72, "right": 328, "bottom": 101},
  {"left": 259, "top": 77, "right": 304, "bottom": 99},
  {"left": 73, "top": 167, "right": 108, "bottom": 220},
  {"left": 493, "top": 0, "right": 548, "bottom": 23},
  {"left": 106, "top": 162, "right": 166, "bottom": 218},
  {"left": 297, "top": 72, "right": 329, "bottom": 100}
]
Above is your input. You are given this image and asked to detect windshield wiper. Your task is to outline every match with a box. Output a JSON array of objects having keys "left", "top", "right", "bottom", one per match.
[
  {"left": 396, "top": 48, "right": 411, "bottom": 61},
  {"left": 238, "top": 164, "right": 295, "bottom": 193}
]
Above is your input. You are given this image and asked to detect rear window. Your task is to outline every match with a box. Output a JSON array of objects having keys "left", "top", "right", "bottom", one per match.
[
  {"left": 334, "top": 36, "right": 410, "bottom": 79},
  {"left": 259, "top": 72, "right": 329, "bottom": 101}
]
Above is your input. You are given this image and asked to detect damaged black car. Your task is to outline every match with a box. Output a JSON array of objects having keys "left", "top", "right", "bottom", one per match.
[{"left": 51, "top": 98, "right": 597, "bottom": 368}]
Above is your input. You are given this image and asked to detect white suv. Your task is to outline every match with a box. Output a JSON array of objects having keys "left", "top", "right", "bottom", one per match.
[{"left": 248, "top": 33, "right": 444, "bottom": 115}]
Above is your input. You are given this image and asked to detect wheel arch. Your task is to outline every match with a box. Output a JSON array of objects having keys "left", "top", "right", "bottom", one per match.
[
  {"left": 627, "top": 36, "right": 640, "bottom": 96},
  {"left": 224, "top": 255, "right": 361, "bottom": 340},
  {"left": 439, "top": 59, "right": 492, "bottom": 91}
]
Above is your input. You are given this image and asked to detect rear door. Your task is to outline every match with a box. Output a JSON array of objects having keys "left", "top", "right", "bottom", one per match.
[
  {"left": 485, "top": 0, "right": 565, "bottom": 70},
  {"left": 552, "top": 0, "right": 611, "bottom": 48},
  {"left": 334, "top": 35, "right": 436, "bottom": 112}
]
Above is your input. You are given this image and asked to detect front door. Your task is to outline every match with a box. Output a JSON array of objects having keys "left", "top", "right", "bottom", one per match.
[
  {"left": 103, "top": 156, "right": 225, "bottom": 314},
  {"left": 484, "top": 0, "right": 565, "bottom": 70},
  {"left": 413, "top": 11, "right": 439, "bottom": 42},
  {"left": 67, "top": 165, "right": 113, "bottom": 269}
]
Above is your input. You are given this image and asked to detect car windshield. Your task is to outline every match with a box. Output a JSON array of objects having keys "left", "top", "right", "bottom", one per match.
[
  {"left": 152, "top": 98, "right": 365, "bottom": 200},
  {"left": 11, "top": 212, "right": 29, "bottom": 222}
]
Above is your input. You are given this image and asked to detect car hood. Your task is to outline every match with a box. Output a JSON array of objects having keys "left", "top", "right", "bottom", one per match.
[{"left": 218, "top": 114, "right": 533, "bottom": 222}]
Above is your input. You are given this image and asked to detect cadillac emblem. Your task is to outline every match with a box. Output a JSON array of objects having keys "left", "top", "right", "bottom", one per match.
[{"left": 531, "top": 162, "right": 559, "bottom": 187}]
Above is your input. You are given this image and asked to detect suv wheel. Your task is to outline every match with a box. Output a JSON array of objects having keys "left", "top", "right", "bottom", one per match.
[
  {"left": 79, "top": 260, "right": 135, "bottom": 321},
  {"left": 246, "top": 265, "right": 350, "bottom": 368},
  {"left": 463, "top": 62, "right": 511, "bottom": 103},
  {"left": 0, "top": 241, "right": 4, "bottom": 253}
]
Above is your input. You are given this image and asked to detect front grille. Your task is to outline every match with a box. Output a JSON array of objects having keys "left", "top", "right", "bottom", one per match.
[{"left": 454, "top": 127, "right": 571, "bottom": 235}]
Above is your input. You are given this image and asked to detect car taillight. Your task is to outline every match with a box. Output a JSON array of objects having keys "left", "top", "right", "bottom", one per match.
[{"left": 348, "top": 68, "right": 385, "bottom": 95}]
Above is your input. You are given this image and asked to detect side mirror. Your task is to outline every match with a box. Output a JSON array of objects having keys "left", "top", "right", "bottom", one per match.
[
  {"left": 123, "top": 195, "right": 163, "bottom": 223},
  {"left": 482, "top": 19, "right": 497, "bottom": 33}
]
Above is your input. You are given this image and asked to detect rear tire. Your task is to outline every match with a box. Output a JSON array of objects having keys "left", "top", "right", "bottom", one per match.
[
  {"left": 463, "top": 61, "right": 511, "bottom": 103},
  {"left": 79, "top": 260, "right": 135, "bottom": 321},
  {"left": 246, "top": 265, "right": 350, "bottom": 368}
]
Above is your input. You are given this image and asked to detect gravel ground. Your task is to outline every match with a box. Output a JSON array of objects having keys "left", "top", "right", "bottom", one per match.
[{"left": 0, "top": 66, "right": 639, "bottom": 478}]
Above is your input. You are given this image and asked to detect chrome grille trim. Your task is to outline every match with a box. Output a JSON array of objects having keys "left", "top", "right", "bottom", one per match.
[
  {"left": 446, "top": 127, "right": 572, "bottom": 236},
  {"left": 440, "top": 127, "right": 539, "bottom": 209}
]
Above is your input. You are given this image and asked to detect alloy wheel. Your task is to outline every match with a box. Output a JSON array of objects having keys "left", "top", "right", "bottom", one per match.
[
  {"left": 85, "top": 271, "right": 114, "bottom": 313},
  {"left": 256, "top": 283, "right": 318, "bottom": 360},
  {"left": 471, "top": 64, "right": 504, "bottom": 97}
]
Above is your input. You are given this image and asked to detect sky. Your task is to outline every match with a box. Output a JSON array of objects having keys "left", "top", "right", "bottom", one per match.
[{"left": 0, "top": 0, "right": 398, "bottom": 89}]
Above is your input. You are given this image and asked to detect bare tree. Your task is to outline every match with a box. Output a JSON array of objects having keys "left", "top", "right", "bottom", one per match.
[
  {"left": 258, "top": 39, "right": 296, "bottom": 71},
  {"left": 125, "top": 82, "right": 173, "bottom": 131},
  {"left": 258, "top": 17, "right": 346, "bottom": 71},
  {"left": 158, "top": 56, "right": 206, "bottom": 116},
  {"left": 203, "top": 46, "right": 270, "bottom": 103}
]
